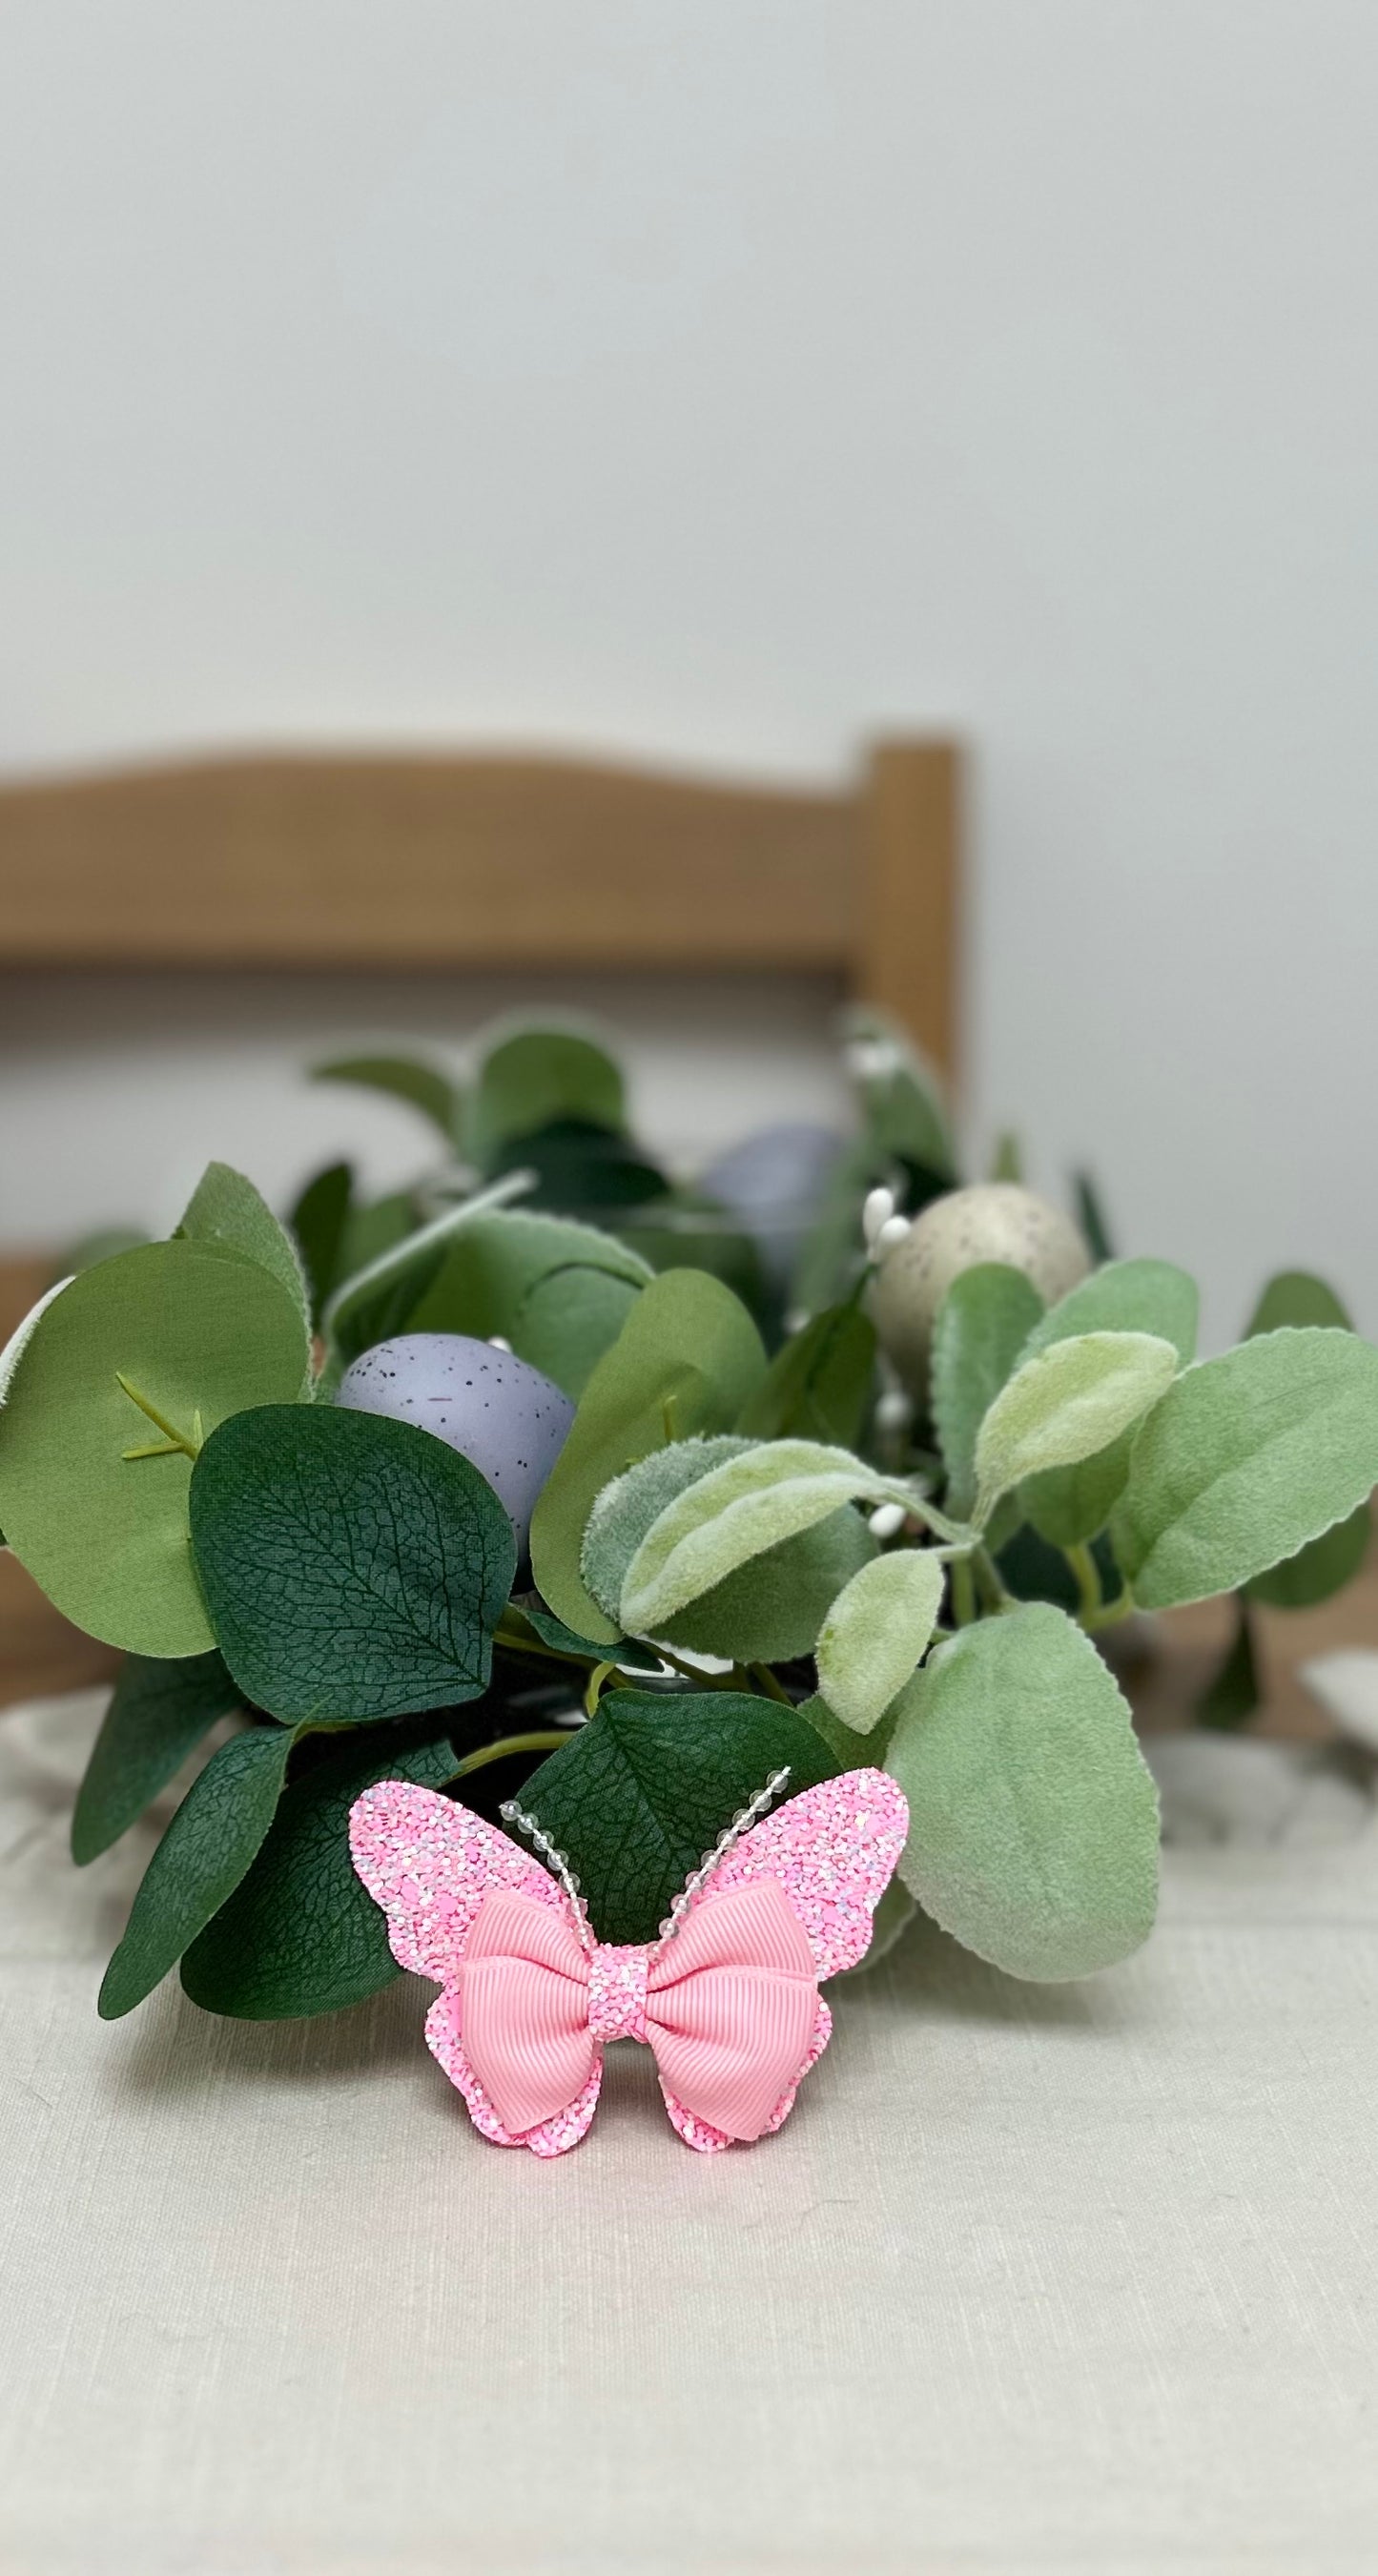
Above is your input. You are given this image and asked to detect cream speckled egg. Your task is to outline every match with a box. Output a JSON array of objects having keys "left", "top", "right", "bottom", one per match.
[{"left": 872, "top": 1184, "right": 1091, "bottom": 1396}]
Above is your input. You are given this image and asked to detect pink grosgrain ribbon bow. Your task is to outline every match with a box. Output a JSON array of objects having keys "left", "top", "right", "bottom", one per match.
[{"left": 458, "top": 1878, "right": 820, "bottom": 2144}]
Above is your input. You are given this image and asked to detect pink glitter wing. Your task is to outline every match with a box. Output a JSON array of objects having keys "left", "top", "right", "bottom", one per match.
[
  {"left": 348, "top": 1779, "right": 566, "bottom": 1980},
  {"left": 349, "top": 1780, "right": 599, "bottom": 2155},
  {"left": 700, "top": 1767, "right": 910, "bottom": 1981},
  {"left": 652, "top": 1767, "right": 908, "bottom": 2154}
]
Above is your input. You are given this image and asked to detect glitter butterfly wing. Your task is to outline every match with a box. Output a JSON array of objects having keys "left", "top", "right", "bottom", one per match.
[
  {"left": 654, "top": 1766, "right": 909, "bottom": 2154},
  {"left": 349, "top": 1781, "right": 602, "bottom": 2157}
]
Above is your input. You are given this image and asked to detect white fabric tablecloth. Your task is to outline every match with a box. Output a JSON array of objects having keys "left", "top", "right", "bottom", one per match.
[{"left": 4, "top": 1691, "right": 1378, "bottom": 2576}]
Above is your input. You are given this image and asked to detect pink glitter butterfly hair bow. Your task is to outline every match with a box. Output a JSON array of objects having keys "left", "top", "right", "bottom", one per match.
[{"left": 348, "top": 1766, "right": 908, "bottom": 2155}]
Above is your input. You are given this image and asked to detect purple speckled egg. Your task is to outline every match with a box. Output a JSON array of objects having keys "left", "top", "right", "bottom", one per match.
[{"left": 337, "top": 1331, "right": 575, "bottom": 1557}]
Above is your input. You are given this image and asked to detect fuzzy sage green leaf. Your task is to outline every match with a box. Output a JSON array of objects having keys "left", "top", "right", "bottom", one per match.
[
  {"left": 973, "top": 1331, "right": 1179, "bottom": 1527},
  {"left": 931, "top": 1264, "right": 1045, "bottom": 1518},
  {"left": 1242, "top": 1273, "right": 1369, "bottom": 1608},
  {"left": 1016, "top": 1259, "right": 1199, "bottom": 1547},
  {"left": 617, "top": 1438, "right": 950, "bottom": 1639},
  {"left": 529, "top": 1269, "right": 767, "bottom": 1643},
  {"left": 887, "top": 1602, "right": 1159, "bottom": 1980},
  {"left": 190, "top": 1405, "right": 516, "bottom": 1722},
  {"left": 98, "top": 1723, "right": 297, "bottom": 2017},
  {"left": 1113, "top": 1328, "right": 1378, "bottom": 1611},
  {"left": 814, "top": 1549, "right": 945, "bottom": 1735},
  {"left": 519, "top": 1688, "right": 838, "bottom": 1945}
]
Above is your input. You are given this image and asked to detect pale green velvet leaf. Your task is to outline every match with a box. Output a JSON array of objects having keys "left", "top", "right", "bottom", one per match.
[
  {"left": 176, "top": 1162, "right": 311, "bottom": 1351},
  {"left": 1113, "top": 1328, "right": 1378, "bottom": 1611},
  {"left": 1016, "top": 1259, "right": 1199, "bottom": 1547},
  {"left": 887, "top": 1602, "right": 1159, "bottom": 1980},
  {"left": 529, "top": 1270, "right": 767, "bottom": 1643},
  {"left": 619, "top": 1437, "right": 933, "bottom": 1638},
  {"left": 974, "top": 1331, "right": 1179, "bottom": 1525},
  {"left": 814, "top": 1548, "right": 946, "bottom": 1735},
  {"left": 584, "top": 1431, "right": 874, "bottom": 1660},
  {"left": 0, "top": 1243, "right": 310, "bottom": 1657},
  {"left": 931, "top": 1264, "right": 1045, "bottom": 1518}
]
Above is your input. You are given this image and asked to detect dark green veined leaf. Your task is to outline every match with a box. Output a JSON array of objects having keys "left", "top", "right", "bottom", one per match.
[
  {"left": 98, "top": 1723, "right": 297, "bottom": 2017},
  {"left": 520, "top": 1688, "right": 838, "bottom": 1945},
  {"left": 180, "top": 1731, "right": 460, "bottom": 2018},
  {"left": 72, "top": 1649, "right": 243, "bottom": 1864},
  {"left": 189, "top": 1405, "right": 516, "bottom": 1723},
  {"left": 289, "top": 1161, "right": 355, "bottom": 1327},
  {"left": 737, "top": 1294, "right": 877, "bottom": 1448}
]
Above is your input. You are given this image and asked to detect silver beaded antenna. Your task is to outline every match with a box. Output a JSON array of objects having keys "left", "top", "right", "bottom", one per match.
[
  {"left": 500, "top": 1800, "right": 594, "bottom": 1952},
  {"left": 655, "top": 1764, "right": 792, "bottom": 1947}
]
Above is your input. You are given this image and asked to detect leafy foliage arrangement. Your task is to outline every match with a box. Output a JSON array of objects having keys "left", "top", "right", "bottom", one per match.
[{"left": 4, "top": 1015, "right": 1375, "bottom": 2033}]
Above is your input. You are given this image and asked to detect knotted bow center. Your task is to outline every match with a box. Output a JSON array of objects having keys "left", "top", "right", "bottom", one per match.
[{"left": 586, "top": 1943, "right": 649, "bottom": 2045}]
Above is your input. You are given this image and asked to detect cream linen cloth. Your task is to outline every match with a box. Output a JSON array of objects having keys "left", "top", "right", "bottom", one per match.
[{"left": 4, "top": 1692, "right": 1378, "bottom": 2576}]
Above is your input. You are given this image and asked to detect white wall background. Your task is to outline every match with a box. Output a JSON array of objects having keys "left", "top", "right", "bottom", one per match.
[{"left": 2, "top": 0, "right": 1376, "bottom": 1341}]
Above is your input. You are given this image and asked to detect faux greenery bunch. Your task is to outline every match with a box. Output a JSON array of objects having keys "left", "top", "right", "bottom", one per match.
[{"left": 1, "top": 1018, "right": 1373, "bottom": 2035}]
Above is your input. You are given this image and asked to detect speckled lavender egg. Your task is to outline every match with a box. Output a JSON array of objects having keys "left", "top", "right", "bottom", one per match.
[
  {"left": 872, "top": 1184, "right": 1091, "bottom": 1397},
  {"left": 699, "top": 1123, "right": 848, "bottom": 1288},
  {"left": 337, "top": 1332, "right": 575, "bottom": 1556}
]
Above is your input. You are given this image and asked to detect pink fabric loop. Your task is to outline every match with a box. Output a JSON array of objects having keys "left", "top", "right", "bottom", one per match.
[{"left": 455, "top": 1879, "right": 820, "bottom": 2146}]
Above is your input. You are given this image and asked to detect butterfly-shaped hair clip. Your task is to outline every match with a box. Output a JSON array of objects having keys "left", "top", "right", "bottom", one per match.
[{"left": 349, "top": 1766, "right": 908, "bottom": 2155}]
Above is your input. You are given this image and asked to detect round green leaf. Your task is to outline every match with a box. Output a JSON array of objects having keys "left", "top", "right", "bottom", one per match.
[
  {"left": 1113, "top": 1329, "right": 1378, "bottom": 1610},
  {"left": 312, "top": 1052, "right": 462, "bottom": 1144},
  {"left": 1245, "top": 1270, "right": 1351, "bottom": 1336},
  {"left": 190, "top": 1404, "right": 517, "bottom": 1722},
  {"left": 887, "top": 1602, "right": 1159, "bottom": 1980},
  {"left": 0, "top": 1243, "right": 311, "bottom": 1656},
  {"left": 176, "top": 1161, "right": 311, "bottom": 1345},
  {"left": 468, "top": 1027, "right": 626, "bottom": 1162}
]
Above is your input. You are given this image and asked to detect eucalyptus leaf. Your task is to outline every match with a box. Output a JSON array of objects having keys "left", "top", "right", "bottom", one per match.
[
  {"left": 312, "top": 1053, "right": 462, "bottom": 1145},
  {"left": 520, "top": 1687, "right": 838, "bottom": 1945},
  {"left": 72, "top": 1650, "right": 243, "bottom": 1864},
  {"left": 505, "top": 1261, "right": 644, "bottom": 1400},
  {"left": 508, "top": 1598, "right": 662, "bottom": 1673},
  {"left": 737, "top": 1295, "right": 877, "bottom": 1448},
  {"left": 289, "top": 1161, "right": 354, "bottom": 1329},
  {"left": 0, "top": 1243, "right": 310, "bottom": 1656},
  {"left": 887, "top": 1602, "right": 1159, "bottom": 1980},
  {"left": 1113, "top": 1329, "right": 1378, "bottom": 1611},
  {"left": 468, "top": 1028, "right": 626, "bottom": 1163},
  {"left": 528, "top": 1269, "right": 767, "bottom": 1643},
  {"left": 618, "top": 1438, "right": 938, "bottom": 1638},
  {"left": 974, "top": 1331, "right": 1178, "bottom": 1524},
  {"left": 931, "top": 1265, "right": 1045, "bottom": 1518},
  {"left": 1245, "top": 1270, "right": 1351, "bottom": 1336},
  {"left": 98, "top": 1723, "right": 297, "bottom": 2017},
  {"left": 323, "top": 1176, "right": 535, "bottom": 1367},
  {"left": 190, "top": 1404, "right": 516, "bottom": 1722},
  {"left": 180, "top": 1732, "right": 460, "bottom": 2018},
  {"left": 814, "top": 1549, "right": 945, "bottom": 1735},
  {"left": 176, "top": 1162, "right": 311, "bottom": 1345}
]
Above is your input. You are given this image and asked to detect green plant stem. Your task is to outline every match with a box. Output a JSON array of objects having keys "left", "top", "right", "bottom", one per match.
[
  {"left": 973, "top": 1547, "right": 1015, "bottom": 1615},
  {"left": 1064, "top": 1543, "right": 1102, "bottom": 1625},
  {"left": 749, "top": 1661, "right": 792, "bottom": 1706},
  {"left": 493, "top": 1615, "right": 595, "bottom": 1671},
  {"left": 950, "top": 1555, "right": 977, "bottom": 1627},
  {"left": 584, "top": 1660, "right": 616, "bottom": 1716},
  {"left": 114, "top": 1372, "right": 203, "bottom": 1461},
  {"left": 451, "top": 1730, "right": 573, "bottom": 1780}
]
